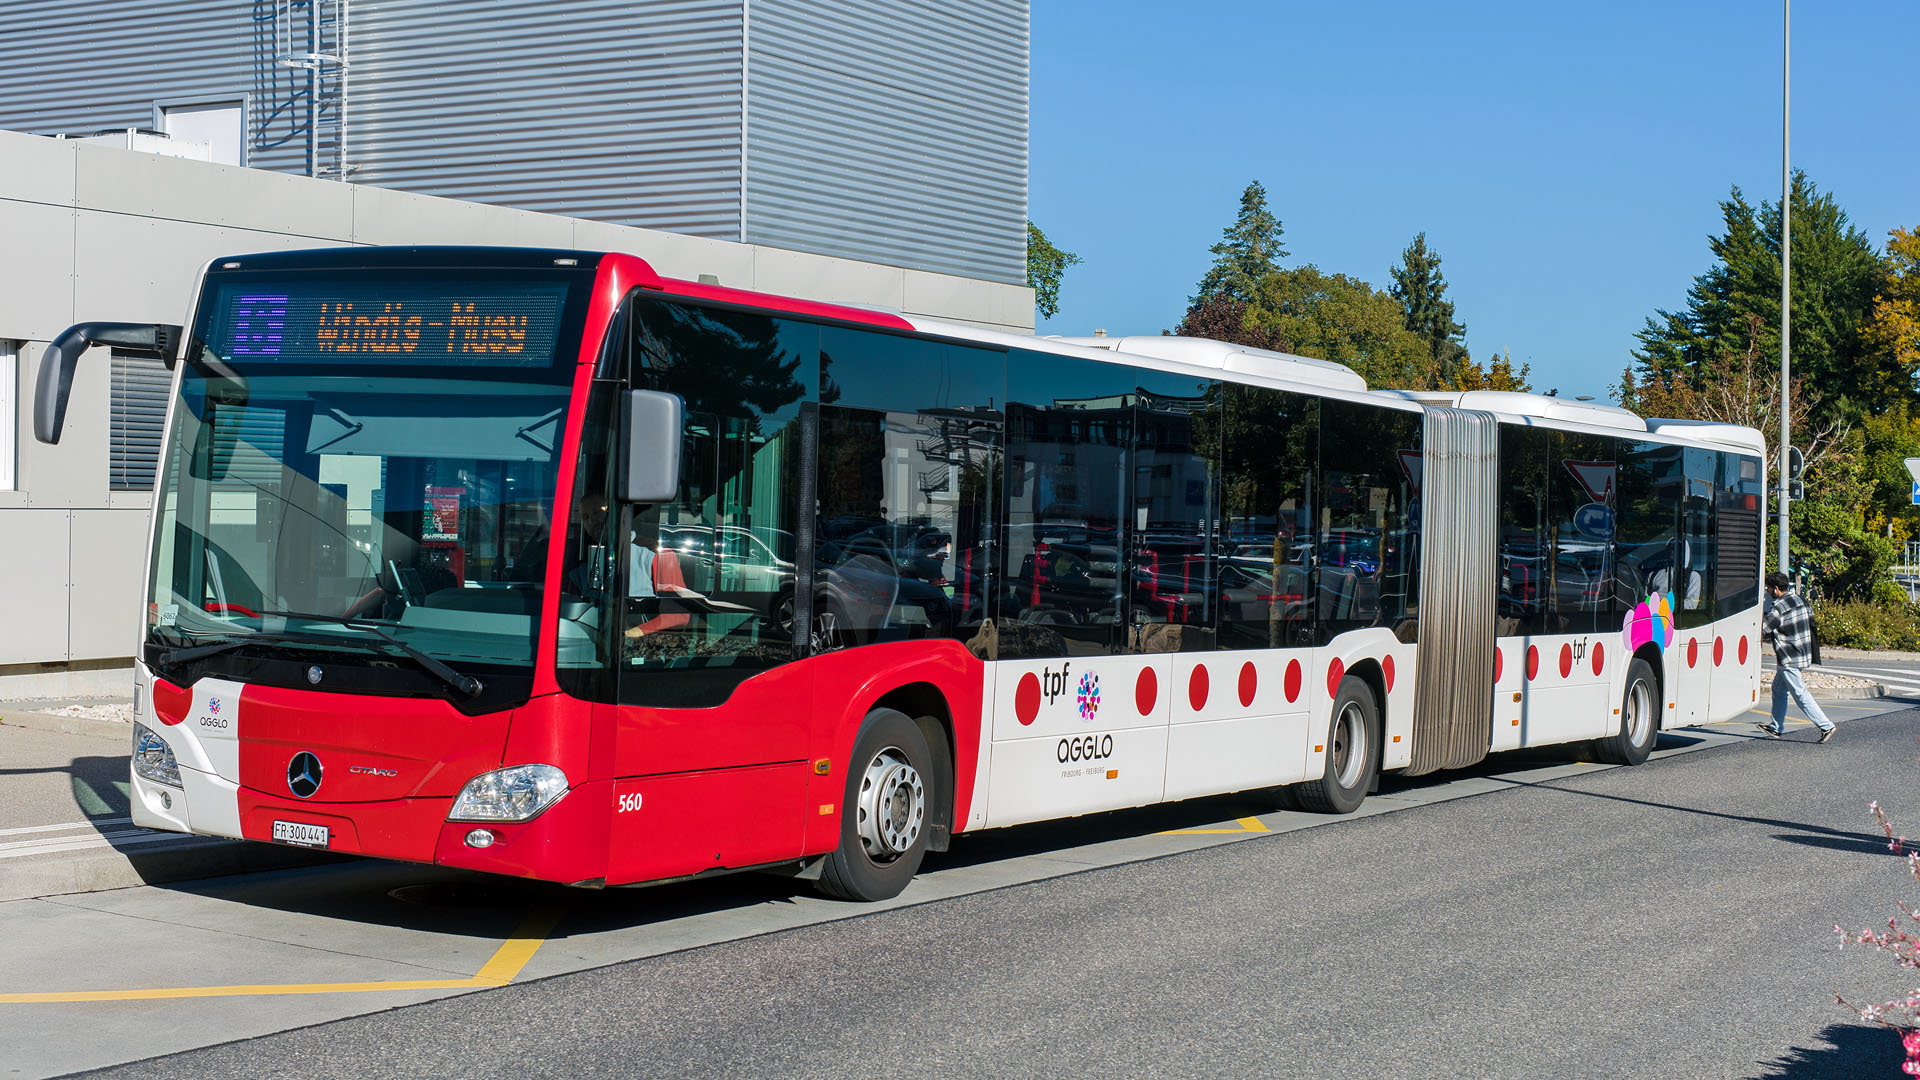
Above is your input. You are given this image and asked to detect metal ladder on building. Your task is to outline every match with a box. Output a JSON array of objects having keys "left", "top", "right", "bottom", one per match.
[{"left": 275, "top": 0, "right": 352, "bottom": 179}]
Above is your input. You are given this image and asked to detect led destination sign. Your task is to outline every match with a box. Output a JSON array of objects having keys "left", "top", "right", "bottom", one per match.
[{"left": 204, "top": 281, "right": 571, "bottom": 367}]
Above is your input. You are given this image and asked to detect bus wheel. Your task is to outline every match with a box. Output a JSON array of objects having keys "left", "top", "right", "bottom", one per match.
[
  {"left": 1595, "top": 658, "right": 1659, "bottom": 766},
  {"left": 816, "top": 709, "right": 934, "bottom": 901},
  {"left": 1293, "top": 676, "right": 1380, "bottom": 815}
]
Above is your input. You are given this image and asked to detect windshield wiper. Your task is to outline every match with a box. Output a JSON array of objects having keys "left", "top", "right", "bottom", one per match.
[
  {"left": 158, "top": 632, "right": 309, "bottom": 666},
  {"left": 254, "top": 610, "right": 484, "bottom": 698}
]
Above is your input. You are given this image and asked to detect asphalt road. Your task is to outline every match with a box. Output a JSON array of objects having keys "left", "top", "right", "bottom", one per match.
[{"left": 67, "top": 708, "right": 1920, "bottom": 1080}]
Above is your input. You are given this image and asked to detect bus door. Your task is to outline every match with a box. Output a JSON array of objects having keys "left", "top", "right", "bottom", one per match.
[
  {"left": 1671, "top": 450, "right": 1717, "bottom": 728},
  {"left": 601, "top": 300, "right": 821, "bottom": 882}
]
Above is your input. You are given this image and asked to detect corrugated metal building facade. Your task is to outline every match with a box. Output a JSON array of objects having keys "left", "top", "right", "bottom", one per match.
[{"left": 0, "top": 0, "right": 1028, "bottom": 283}]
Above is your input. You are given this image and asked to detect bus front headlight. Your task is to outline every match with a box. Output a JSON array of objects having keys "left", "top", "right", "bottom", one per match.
[
  {"left": 132, "top": 723, "right": 181, "bottom": 787},
  {"left": 448, "top": 764, "right": 569, "bottom": 822}
]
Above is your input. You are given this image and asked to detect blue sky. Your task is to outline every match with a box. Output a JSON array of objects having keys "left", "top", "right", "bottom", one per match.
[{"left": 1029, "top": 0, "right": 1920, "bottom": 402}]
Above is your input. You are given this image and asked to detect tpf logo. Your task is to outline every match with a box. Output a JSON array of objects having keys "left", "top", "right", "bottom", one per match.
[{"left": 1040, "top": 662, "right": 1073, "bottom": 707}]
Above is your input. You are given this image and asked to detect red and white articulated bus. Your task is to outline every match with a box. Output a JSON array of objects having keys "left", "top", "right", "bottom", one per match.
[{"left": 33, "top": 247, "right": 1766, "bottom": 901}]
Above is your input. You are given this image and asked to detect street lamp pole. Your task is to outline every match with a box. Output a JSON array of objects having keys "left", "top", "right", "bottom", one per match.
[{"left": 1778, "top": 0, "right": 1793, "bottom": 577}]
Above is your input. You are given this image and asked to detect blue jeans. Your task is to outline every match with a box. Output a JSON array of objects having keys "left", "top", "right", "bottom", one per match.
[{"left": 1769, "top": 666, "right": 1835, "bottom": 733}]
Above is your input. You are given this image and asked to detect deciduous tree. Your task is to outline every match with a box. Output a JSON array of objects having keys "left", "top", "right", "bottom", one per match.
[
  {"left": 1245, "top": 265, "right": 1430, "bottom": 389},
  {"left": 1443, "top": 347, "right": 1532, "bottom": 392},
  {"left": 1863, "top": 226, "right": 1920, "bottom": 402},
  {"left": 1025, "top": 220, "right": 1081, "bottom": 321}
]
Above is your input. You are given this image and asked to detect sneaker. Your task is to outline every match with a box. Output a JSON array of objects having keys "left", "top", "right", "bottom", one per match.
[
  {"left": 1753, "top": 723, "right": 1782, "bottom": 739},
  {"left": 1818, "top": 726, "right": 1836, "bottom": 744}
]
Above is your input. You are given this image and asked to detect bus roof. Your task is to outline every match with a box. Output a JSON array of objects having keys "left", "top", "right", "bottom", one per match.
[
  {"left": 208, "top": 247, "right": 1764, "bottom": 458},
  {"left": 909, "top": 315, "right": 1765, "bottom": 456}
]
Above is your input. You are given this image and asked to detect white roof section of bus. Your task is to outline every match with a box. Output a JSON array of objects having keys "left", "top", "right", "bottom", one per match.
[
  {"left": 1643, "top": 418, "right": 1768, "bottom": 457},
  {"left": 1046, "top": 335, "right": 1369, "bottom": 392},
  {"left": 898, "top": 316, "right": 1409, "bottom": 413},
  {"left": 1389, "top": 389, "right": 1766, "bottom": 457}
]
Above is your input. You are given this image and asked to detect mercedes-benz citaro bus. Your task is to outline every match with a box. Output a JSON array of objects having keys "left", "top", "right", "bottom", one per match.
[{"left": 33, "top": 246, "right": 1767, "bottom": 901}]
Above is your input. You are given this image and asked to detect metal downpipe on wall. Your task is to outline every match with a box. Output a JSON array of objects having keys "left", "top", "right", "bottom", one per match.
[{"left": 1406, "top": 407, "right": 1500, "bottom": 775}]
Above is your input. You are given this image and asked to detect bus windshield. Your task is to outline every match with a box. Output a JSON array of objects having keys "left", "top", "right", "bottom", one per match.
[{"left": 144, "top": 266, "right": 591, "bottom": 699}]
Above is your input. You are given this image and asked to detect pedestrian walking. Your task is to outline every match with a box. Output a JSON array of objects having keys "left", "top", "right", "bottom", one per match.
[{"left": 1756, "top": 571, "right": 1836, "bottom": 742}]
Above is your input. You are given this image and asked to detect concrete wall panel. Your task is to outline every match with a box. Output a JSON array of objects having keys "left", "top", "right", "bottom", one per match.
[
  {"left": 74, "top": 144, "right": 355, "bottom": 239},
  {"left": 904, "top": 271, "right": 998, "bottom": 330},
  {"left": 351, "top": 187, "right": 576, "bottom": 249},
  {"left": 67, "top": 508, "right": 149, "bottom": 660},
  {"left": 569, "top": 218, "right": 757, "bottom": 291},
  {"left": 0, "top": 510, "right": 71, "bottom": 665},
  {"left": 71, "top": 211, "right": 341, "bottom": 325},
  {"left": 752, "top": 248, "right": 906, "bottom": 315},
  {"left": 0, "top": 200, "right": 78, "bottom": 341},
  {"left": 18, "top": 344, "right": 109, "bottom": 510},
  {"left": 0, "top": 130, "right": 77, "bottom": 208}
]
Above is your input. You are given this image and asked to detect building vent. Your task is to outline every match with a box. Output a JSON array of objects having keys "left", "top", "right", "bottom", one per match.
[{"left": 110, "top": 351, "right": 174, "bottom": 492}]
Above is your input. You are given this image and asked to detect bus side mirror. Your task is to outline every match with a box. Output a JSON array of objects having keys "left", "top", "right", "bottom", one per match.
[
  {"left": 34, "top": 322, "right": 181, "bottom": 444},
  {"left": 622, "top": 389, "right": 684, "bottom": 504}
]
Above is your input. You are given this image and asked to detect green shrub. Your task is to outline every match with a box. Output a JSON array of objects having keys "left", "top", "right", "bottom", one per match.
[{"left": 1813, "top": 598, "right": 1920, "bottom": 651}]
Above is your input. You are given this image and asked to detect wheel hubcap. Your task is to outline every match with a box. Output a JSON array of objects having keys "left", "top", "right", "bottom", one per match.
[
  {"left": 1332, "top": 702, "right": 1367, "bottom": 788},
  {"left": 1627, "top": 679, "right": 1653, "bottom": 746},
  {"left": 856, "top": 747, "right": 925, "bottom": 860}
]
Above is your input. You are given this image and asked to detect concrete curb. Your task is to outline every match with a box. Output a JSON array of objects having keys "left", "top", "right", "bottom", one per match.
[
  {"left": 0, "top": 711, "right": 132, "bottom": 742},
  {"left": 1817, "top": 683, "right": 1889, "bottom": 700},
  {"left": 0, "top": 836, "right": 345, "bottom": 904},
  {"left": 1816, "top": 647, "right": 1920, "bottom": 663},
  {"left": 1760, "top": 670, "right": 1888, "bottom": 701}
]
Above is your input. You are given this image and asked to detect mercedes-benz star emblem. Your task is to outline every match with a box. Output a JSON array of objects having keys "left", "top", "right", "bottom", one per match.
[
  {"left": 287, "top": 752, "right": 323, "bottom": 799},
  {"left": 307, "top": 666, "right": 323, "bottom": 685}
]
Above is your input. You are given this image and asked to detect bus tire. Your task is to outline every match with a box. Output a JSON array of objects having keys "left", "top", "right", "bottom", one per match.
[
  {"left": 816, "top": 708, "right": 935, "bottom": 902},
  {"left": 1294, "top": 675, "right": 1380, "bottom": 815},
  {"left": 1595, "top": 658, "right": 1659, "bottom": 766}
]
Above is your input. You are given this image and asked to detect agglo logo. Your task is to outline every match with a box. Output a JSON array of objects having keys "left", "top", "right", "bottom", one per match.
[{"left": 1075, "top": 671, "right": 1101, "bottom": 722}]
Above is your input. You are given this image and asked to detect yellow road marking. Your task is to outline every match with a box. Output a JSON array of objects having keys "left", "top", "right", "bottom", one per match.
[
  {"left": 0, "top": 904, "right": 565, "bottom": 1005},
  {"left": 1163, "top": 816, "right": 1272, "bottom": 836}
]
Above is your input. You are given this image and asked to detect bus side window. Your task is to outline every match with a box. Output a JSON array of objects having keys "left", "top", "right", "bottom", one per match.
[
  {"left": 1001, "top": 351, "right": 1129, "bottom": 659},
  {"left": 1318, "top": 400, "right": 1420, "bottom": 644},
  {"left": 1675, "top": 447, "right": 1717, "bottom": 626},
  {"left": 1551, "top": 433, "right": 1615, "bottom": 635},
  {"left": 1714, "top": 452, "right": 1764, "bottom": 621},
  {"left": 1218, "top": 384, "right": 1316, "bottom": 649},
  {"left": 1613, "top": 440, "right": 1683, "bottom": 622},
  {"left": 812, "top": 327, "right": 1003, "bottom": 658},
  {"left": 1124, "top": 371, "right": 1219, "bottom": 654},
  {"left": 612, "top": 298, "right": 815, "bottom": 708}
]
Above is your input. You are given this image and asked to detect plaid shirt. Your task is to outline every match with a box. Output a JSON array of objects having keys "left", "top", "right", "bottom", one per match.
[{"left": 1763, "top": 590, "right": 1817, "bottom": 669}]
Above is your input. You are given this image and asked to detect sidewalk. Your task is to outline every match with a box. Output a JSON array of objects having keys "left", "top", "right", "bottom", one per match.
[
  {"left": 0, "top": 669, "right": 1902, "bottom": 905},
  {"left": 0, "top": 698, "right": 332, "bottom": 903}
]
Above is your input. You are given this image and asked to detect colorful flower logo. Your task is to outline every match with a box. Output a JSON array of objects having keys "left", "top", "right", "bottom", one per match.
[
  {"left": 1621, "top": 591, "right": 1676, "bottom": 651},
  {"left": 1075, "top": 671, "right": 1101, "bottom": 723},
  {"left": 207, "top": 696, "right": 223, "bottom": 717}
]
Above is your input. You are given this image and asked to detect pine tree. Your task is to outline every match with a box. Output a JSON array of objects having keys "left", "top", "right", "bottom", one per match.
[
  {"left": 1388, "top": 233, "right": 1468, "bottom": 386},
  {"left": 1631, "top": 172, "right": 1887, "bottom": 423},
  {"left": 1194, "top": 181, "right": 1287, "bottom": 304}
]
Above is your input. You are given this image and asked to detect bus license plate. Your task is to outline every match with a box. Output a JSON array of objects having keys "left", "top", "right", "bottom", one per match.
[{"left": 271, "top": 820, "right": 329, "bottom": 848}]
